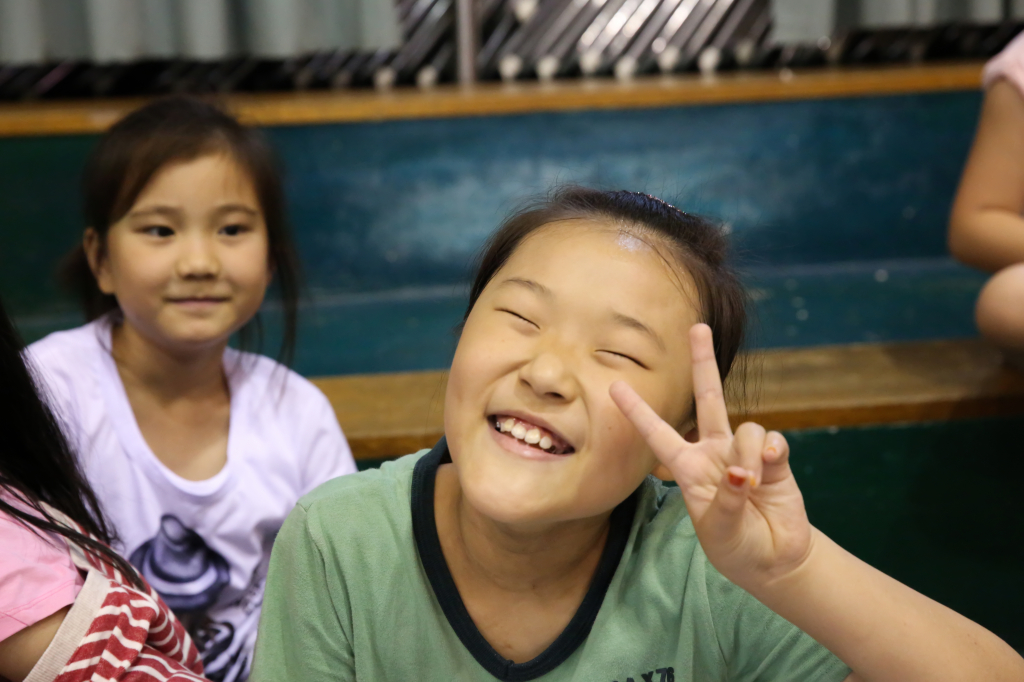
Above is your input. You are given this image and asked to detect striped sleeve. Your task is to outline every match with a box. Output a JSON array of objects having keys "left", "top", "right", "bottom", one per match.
[{"left": 23, "top": 508, "right": 207, "bottom": 682}]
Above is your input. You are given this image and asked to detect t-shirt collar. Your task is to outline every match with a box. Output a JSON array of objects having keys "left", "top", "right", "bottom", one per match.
[{"left": 410, "top": 438, "right": 641, "bottom": 681}]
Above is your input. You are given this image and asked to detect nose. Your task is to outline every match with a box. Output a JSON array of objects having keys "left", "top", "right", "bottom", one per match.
[
  {"left": 176, "top": 232, "right": 221, "bottom": 279},
  {"left": 518, "top": 350, "right": 577, "bottom": 402}
]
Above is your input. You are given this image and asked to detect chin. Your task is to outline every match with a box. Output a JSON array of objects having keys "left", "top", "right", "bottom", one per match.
[
  {"left": 162, "top": 319, "right": 236, "bottom": 342},
  {"left": 462, "top": 480, "right": 568, "bottom": 526},
  {"left": 456, "top": 458, "right": 578, "bottom": 526},
  {"left": 160, "top": 331, "right": 233, "bottom": 354}
]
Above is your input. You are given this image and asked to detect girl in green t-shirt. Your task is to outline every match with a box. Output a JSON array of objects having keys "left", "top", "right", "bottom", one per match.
[{"left": 253, "top": 187, "right": 1024, "bottom": 681}]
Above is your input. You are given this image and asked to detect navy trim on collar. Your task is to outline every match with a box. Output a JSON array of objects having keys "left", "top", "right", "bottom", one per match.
[{"left": 411, "top": 438, "right": 640, "bottom": 681}]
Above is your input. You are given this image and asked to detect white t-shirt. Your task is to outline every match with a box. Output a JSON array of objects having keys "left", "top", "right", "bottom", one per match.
[{"left": 27, "top": 317, "right": 357, "bottom": 682}]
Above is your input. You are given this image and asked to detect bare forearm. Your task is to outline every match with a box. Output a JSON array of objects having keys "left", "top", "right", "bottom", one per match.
[
  {"left": 749, "top": 530, "right": 1024, "bottom": 682},
  {"left": 950, "top": 208, "right": 1024, "bottom": 272}
]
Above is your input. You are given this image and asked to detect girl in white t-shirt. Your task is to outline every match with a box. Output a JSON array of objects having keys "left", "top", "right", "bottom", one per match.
[{"left": 28, "top": 97, "right": 356, "bottom": 682}]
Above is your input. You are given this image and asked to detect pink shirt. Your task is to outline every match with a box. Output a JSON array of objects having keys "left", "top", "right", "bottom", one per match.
[
  {"left": 0, "top": 491, "right": 84, "bottom": 641},
  {"left": 984, "top": 30, "right": 1024, "bottom": 94}
]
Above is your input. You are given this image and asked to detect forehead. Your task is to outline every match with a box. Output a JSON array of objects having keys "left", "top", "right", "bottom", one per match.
[
  {"left": 134, "top": 153, "right": 258, "bottom": 204},
  {"left": 495, "top": 219, "right": 700, "bottom": 322}
]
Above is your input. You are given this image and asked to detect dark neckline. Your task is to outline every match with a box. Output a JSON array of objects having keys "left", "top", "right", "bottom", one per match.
[{"left": 411, "top": 439, "right": 640, "bottom": 682}]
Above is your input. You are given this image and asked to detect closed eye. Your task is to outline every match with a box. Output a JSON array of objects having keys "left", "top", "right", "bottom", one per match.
[
  {"left": 498, "top": 308, "right": 539, "bottom": 329},
  {"left": 599, "top": 350, "right": 648, "bottom": 369}
]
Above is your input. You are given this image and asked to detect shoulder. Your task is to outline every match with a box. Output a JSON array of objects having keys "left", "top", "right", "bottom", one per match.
[
  {"left": 633, "top": 477, "right": 698, "bottom": 544},
  {"left": 26, "top": 323, "right": 103, "bottom": 374},
  {"left": 0, "top": 496, "right": 82, "bottom": 640},
  {"left": 300, "top": 453, "right": 422, "bottom": 514},
  {"left": 229, "top": 351, "right": 331, "bottom": 410},
  {"left": 631, "top": 479, "right": 744, "bottom": 591},
  {"left": 984, "top": 30, "right": 1024, "bottom": 95},
  {"left": 25, "top": 323, "right": 106, "bottom": 412},
  {"left": 227, "top": 351, "right": 340, "bottom": 435},
  {"left": 295, "top": 453, "right": 424, "bottom": 543},
  {"left": 626, "top": 478, "right": 739, "bottom": 605}
]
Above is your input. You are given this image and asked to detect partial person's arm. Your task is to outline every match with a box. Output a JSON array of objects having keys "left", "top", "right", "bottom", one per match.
[
  {"left": 949, "top": 79, "right": 1024, "bottom": 271},
  {"left": 0, "top": 606, "right": 69, "bottom": 682},
  {"left": 612, "top": 324, "right": 1024, "bottom": 682}
]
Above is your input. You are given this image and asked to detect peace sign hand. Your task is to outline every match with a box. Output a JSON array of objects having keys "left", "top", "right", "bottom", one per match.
[{"left": 610, "top": 324, "right": 813, "bottom": 590}]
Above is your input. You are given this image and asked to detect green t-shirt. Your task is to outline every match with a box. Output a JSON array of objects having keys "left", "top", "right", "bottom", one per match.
[{"left": 251, "top": 440, "right": 851, "bottom": 682}]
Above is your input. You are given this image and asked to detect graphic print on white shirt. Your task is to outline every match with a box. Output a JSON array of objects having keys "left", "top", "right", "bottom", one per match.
[
  {"left": 27, "top": 316, "right": 358, "bottom": 682},
  {"left": 130, "top": 515, "right": 239, "bottom": 678}
]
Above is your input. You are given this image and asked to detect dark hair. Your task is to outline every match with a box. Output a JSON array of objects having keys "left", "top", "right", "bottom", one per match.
[
  {"left": 0, "top": 295, "right": 143, "bottom": 588},
  {"left": 466, "top": 186, "right": 747, "bottom": 400},
  {"left": 61, "top": 96, "right": 301, "bottom": 365}
]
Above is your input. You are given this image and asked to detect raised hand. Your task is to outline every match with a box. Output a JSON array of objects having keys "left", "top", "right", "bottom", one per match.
[{"left": 610, "top": 323, "right": 813, "bottom": 590}]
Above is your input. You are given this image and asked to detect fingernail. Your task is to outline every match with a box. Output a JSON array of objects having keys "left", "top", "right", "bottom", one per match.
[
  {"left": 766, "top": 446, "right": 778, "bottom": 457},
  {"left": 727, "top": 470, "right": 746, "bottom": 487},
  {"left": 748, "top": 474, "right": 758, "bottom": 488}
]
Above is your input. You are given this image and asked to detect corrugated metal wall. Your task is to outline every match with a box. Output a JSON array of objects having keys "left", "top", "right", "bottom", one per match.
[
  {"left": 0, "top": 0, "right": 1018, "bottom": 91},
  {"left": 774, "top": 0, "right": 1024, "bottom": 44},
  {"left": 0, "top": 0, "right": 401, "bottom": 64}
]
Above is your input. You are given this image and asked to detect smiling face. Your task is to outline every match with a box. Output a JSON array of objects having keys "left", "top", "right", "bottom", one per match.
[
  {"left": 88, "top": 153, "right": 272, "bottom": 356},
  {"left": 444, "top": 220, "right": 702, "bottom": 526}
]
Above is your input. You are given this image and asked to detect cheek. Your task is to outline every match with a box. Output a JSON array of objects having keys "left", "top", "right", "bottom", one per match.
[
  {"left": 445, "top": 330, "right": 492, "bottom": 427},
  {"left": 104, "top": 243, "right": 169, "bottom": 292},
  {"left": 602, "top": 417, "right": 651, "bottom": 475},
  {"left": 226, "top": 244, "right": 272, "bottom": 291},
  {"left": 596, "top": 410, "right": 657, "bottom": 478},
  {"left": 449, "top": 313, "right": 512, "bottom": 390},
  {"left": 586, "top": 384, "right": 666, "bottom": 485}
]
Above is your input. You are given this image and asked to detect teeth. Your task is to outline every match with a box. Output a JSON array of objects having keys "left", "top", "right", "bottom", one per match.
[{"left": 495, "top": 416, "right": 565, "bottom": 453}]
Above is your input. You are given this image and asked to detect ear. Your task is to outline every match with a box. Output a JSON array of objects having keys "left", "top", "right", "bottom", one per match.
[{"left": 83, "top": 228, "right": 115, "bottom": 295}]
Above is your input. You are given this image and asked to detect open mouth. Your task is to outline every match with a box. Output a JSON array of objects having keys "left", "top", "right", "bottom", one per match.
[{"left": 489, "top": 415, "right": 575, "bottom": 455}]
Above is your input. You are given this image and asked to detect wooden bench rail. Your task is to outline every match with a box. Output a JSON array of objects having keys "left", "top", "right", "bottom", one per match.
[
  {"left": 0, "top": 62, "right": 983, "bottom": 138},
  {"left": 314, "top": 338, "right": 1024, "bottom": 460}
]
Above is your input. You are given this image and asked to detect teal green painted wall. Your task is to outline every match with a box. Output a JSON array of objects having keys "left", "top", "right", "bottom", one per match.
[
  {"left": 0, "top": 135, "right": 96, "bottom": 317},
  {"left": 791, "top": 418, "right": 1023, "bottom": 649},
  {"left": 0, "top": 92, "right": 987, "bottom": 374}
]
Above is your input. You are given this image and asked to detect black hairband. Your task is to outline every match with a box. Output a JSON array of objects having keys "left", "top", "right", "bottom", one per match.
[{"left": 629, "top": 190, "right": 687, "bottom": 217}]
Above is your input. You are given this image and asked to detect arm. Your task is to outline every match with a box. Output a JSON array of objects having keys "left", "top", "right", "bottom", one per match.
[
  {"left": 0, "top": 607, "right": 69, "bottom": 682},
  {"left": 611, "top": 324, "right": 1024, "bottom": 682},
  {"left": 752, "top": 530, "right": 1019, "bottom": 682},
  {"left": 949, "top": 79, "right": 1024, "bottom": 272}
]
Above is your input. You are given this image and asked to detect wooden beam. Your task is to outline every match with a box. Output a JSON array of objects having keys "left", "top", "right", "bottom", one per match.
[
  {"left": 0, "top": 62, "right": 983, "bottom": 138},
  {"left": 314, "top": 338, "right": 1024, "bottom": 460}
]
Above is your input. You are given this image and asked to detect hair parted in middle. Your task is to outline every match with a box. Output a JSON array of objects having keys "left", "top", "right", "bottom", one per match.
[{"left": 465, "top": 186, "right": 747, "bottom": 391}]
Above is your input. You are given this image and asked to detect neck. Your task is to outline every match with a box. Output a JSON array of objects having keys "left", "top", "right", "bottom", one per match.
[
  {"left": 110, "top": 319, "right": 228, "bottom": 403},
  {"left": 436, "top": 465, "right": 611, "bottom": 594}
]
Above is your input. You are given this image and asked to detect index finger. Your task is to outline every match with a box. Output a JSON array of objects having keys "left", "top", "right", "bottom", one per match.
[
  {"left": 610, "top": 381, "right": 689, "bottom": 465},
  {"left": 690, "top": 323, "right": 732, "bottom": 439}
]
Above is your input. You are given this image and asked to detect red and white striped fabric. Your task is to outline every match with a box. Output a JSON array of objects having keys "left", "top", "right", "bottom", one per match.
[{"left": 24, "top": 508, "right": 206, "bottom": 682}]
